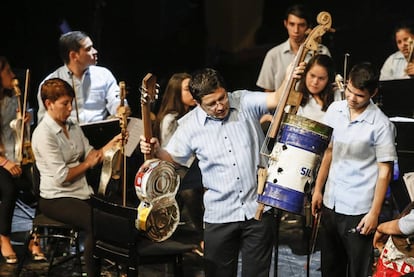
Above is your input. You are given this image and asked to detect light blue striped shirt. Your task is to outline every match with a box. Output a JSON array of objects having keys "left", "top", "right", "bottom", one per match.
[
  {"left": 165, "top": 90, "right": 269, "bottom": 223},
  {"left": 322, "top": 100, "right": 397, "bottom": 215}
]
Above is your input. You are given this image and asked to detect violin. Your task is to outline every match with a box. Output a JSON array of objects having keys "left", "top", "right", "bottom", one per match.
[
  {"left": 407, "top": 37, "right": 414, "bottom": 63},
  {"left": 111, "top": 81, "right": 128, "bottom": 180},
  {"left": 335, "top": 53, "right": 350, "bottom": 100},
  {"left": 98, "top": 81, "right": 128, "bottom": 205},
  {"left": 117, "top": 81, "right": 128, "bottom": 205},
  {"left": 9, "top": 70, "right": 34, "bottom": 165}
]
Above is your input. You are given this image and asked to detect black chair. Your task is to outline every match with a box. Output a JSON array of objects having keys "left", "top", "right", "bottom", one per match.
[
  {"left": 16, "top": 164, "right": 83, "bottom": 276},
  {"left": 90, "top": 195, "right": 197, "bottom": 276}
]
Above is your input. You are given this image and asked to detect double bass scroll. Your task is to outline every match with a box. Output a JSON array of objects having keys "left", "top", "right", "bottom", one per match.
[{"left": 266, "top": 11, "right": 334, "bottom": 140}]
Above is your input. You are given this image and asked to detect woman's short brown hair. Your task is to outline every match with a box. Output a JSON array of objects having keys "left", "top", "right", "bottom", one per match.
[{"left": 40, "top": 78, "right": 75, "bottom": 107}]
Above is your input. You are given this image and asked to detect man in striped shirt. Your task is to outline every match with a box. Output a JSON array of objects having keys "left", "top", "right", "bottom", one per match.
[{"left": 140, "top": 67, "right": 284, "bottom": 277}]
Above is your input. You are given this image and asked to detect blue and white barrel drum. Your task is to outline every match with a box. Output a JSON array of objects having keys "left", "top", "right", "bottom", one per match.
[{"left": 258, "top": 114, "right": 333, "bottom": 214}]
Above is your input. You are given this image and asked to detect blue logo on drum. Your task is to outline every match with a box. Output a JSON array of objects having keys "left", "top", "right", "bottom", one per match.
[{"left": 300, "top": 167, "right": 312, "bottom": 177}]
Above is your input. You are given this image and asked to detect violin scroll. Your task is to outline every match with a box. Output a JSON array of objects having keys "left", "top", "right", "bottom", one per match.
[
  {"left": 12, "top": 79, "right": 22, "bottom": 97},
  {"left": 407, "top": 37, "right": 414, "bottom": 63}
]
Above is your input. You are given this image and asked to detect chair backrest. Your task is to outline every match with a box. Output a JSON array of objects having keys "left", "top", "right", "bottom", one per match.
[{"left": 90, "top": 195, "right": 138, "bottom": 260}]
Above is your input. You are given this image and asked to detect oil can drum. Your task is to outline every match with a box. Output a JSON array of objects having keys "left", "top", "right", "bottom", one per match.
[{"left": 258, "top": 114, "right": 333, "bottom": 214}]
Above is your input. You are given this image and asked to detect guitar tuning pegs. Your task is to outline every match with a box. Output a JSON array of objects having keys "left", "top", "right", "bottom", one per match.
[{"left": 140, "top": 94, "right": 148, "bottom": 103}]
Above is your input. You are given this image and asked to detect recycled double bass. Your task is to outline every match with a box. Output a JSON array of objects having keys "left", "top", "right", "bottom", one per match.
[{"left": 255, "top": 11, "right": 335, "bottom": 219}]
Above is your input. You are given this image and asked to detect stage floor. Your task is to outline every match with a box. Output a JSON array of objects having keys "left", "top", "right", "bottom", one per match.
[{"left": 2, "top": 201, "right": 321, "bottom": 277}]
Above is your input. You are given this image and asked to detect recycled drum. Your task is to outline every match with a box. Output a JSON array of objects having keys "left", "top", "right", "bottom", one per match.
[
  {"left": 134, "top": 158, "right": 180, "bottom": 242},
  {"left": 258, "top": 114, "right": 333, "bottom": 214}
]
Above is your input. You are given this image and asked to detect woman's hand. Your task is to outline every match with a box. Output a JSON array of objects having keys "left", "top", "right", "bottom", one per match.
[
  {"left": 84, "top": 149, "right": 103, "bottom": 169},
  {"left": 4, "top": 160, "right": 22, "bottom": 177},
  {"left": 23, "top": 112, "right": 31, "bottom": 124},
  {"left": 285, "top": 61, "right": 306, "bottom": 80}
]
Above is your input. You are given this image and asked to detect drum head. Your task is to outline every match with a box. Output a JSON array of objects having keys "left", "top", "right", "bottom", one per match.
[
  {"left": 135, "top": 159, "right": 179, "bottom": 201},
  {"left": 144, "top": 196, "right": 180, "bottom": 242},
  {"left": 392, "top": 235, "right": 414, "bottom": 257}
]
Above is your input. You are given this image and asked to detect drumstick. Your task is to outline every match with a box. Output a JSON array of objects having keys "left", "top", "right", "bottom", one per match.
[{"left": 306, "top": 212, "right": 321, "bottom": 271}]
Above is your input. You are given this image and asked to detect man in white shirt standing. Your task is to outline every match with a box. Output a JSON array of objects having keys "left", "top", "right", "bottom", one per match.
[{"left": 256, "top": 4, "right": 331, "bottom": 92}]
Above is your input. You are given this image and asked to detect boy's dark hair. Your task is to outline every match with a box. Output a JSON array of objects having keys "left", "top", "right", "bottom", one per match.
[
  {"left": 285, "top": 4, "right": 313, "bottom": 28},
  {"left": 348, "top": 62, "right": 379, "bottom": 95}
]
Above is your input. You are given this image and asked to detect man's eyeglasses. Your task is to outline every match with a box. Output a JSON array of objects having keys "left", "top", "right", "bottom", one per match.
[{"left": 202, "top": 94, "right": 228, "bottom": 111}]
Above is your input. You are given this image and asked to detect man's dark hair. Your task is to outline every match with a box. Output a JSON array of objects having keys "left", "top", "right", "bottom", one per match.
[
  {"left": 58, "top": 31, "right": 89, "bottom": 64},
  {"left": 189, "top": 68, "right": 226, "bottom": 103}
]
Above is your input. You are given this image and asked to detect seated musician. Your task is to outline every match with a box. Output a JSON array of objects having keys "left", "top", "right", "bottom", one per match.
[
  {"left": 0, "top": 56, "right": 44, "bottom": 264},
  {"left": 373, "top": 202, "right": 414, "bottom": 276},
  {"left": 31, "top": 78, "right": 124, "bottom": 276},
  {"left": 380, "top": 20, "right": 414, "bottom": 80}
]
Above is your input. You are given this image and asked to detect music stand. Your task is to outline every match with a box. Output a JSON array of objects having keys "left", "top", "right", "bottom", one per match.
[
  {"left": 80, "top": 118, "right": 121, "bottom": 149},
  {"left": 374, "top": 79, "right": 414, "bottom": 118}
]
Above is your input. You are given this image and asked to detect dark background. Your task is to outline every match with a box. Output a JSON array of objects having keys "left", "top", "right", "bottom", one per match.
[{"left": 1, "top": 0, "right": 413, "bottom": 117}]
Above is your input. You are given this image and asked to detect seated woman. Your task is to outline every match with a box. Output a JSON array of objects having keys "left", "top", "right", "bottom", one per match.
[
  {"left": 0, "top": 56, "right": 44, "bottom": 264},
  {"left": 31, "top": 78, "right": 124, "bottom": 276}
]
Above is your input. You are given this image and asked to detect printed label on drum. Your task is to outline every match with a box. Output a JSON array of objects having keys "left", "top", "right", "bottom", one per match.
[
  {"left": 267, "top": 142, "right": 319, "bottom": 192},
  {"left": 300, "top": 167, "right": 312, "bottom": 177}
]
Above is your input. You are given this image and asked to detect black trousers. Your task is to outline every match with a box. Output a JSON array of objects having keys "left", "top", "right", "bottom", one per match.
[
  {"left": 39, "top": 197, "right": 100, "bottom": 277},
  {"left": 204, "top": 211, "right": 274, "bottom": 277},
  {"left": 0, "top": 168, "right": 18, "bottom": 236},
  {"left": 320, "top": 206, "right": 374, "bottom": 277}
]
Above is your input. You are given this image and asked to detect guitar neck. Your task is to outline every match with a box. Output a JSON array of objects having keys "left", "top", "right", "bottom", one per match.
[
  {"left": 142, "top": 102, "right": 154, "bottom": 161},
  {"left": 141, "top": 73, "right": 158, "bottom": 161}
]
